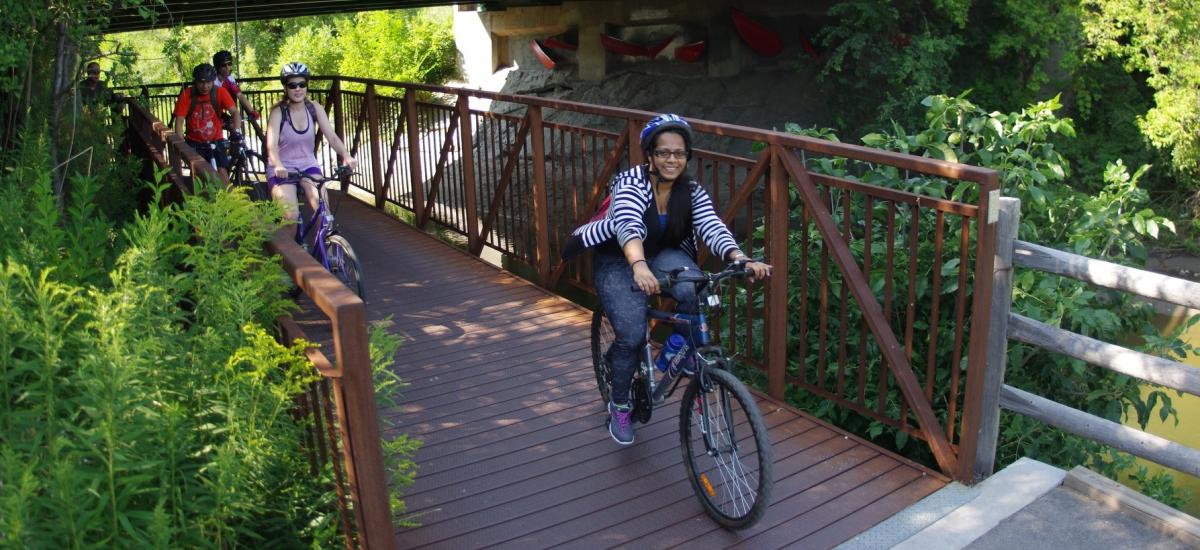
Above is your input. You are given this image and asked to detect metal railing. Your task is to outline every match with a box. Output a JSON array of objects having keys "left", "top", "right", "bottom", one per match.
[
  {"left": 120, "top": 75, "right": 1002, "bottom": 482},
  {"left": 974, "top": 197, "right": 1200, "bottom": 480},
  {"left": 121, "top": 97, "right": 395, "bottom": 549}
]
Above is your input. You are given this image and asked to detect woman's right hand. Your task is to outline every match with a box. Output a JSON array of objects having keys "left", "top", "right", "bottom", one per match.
[
  {"left": 273, "top": 165, "right": 288, "bottom": 179},
  {"left": 632, "top": 261, "right": 659, "bottom": 296}
]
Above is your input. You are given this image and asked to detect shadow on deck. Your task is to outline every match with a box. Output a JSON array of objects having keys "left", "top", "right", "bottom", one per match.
[{"left": 295, "top": 196, "right": 947, "bottom": 549}]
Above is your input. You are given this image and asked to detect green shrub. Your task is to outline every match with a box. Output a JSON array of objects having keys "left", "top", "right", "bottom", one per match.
[
  {"left": 737, "top": 93, "right": 1191, "bottom": 508},
  {"left": 0, "top": 137, "right": 418, "bottom": 546}
]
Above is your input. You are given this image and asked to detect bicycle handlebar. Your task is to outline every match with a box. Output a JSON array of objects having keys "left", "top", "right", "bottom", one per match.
[
  {"left": 628, "top": 258, "right": 763, "bottom": 293},
  {"left": 283, "top": 165, "right": 356, "bottom": 185}
]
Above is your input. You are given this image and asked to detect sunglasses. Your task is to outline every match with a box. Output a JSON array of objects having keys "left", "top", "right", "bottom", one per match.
[
  {"left": 286, "top": 81, "right": 308, "bottom": 90},
  {"left": 220, "top": 62, "right": 233, "bottom": 67},
  {"left": 86, "top": 70, "right": 100, "bottom": 75}
]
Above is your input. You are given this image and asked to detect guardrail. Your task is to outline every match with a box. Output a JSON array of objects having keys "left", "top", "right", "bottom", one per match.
[
  {"left": 974, "top": 197, "right": 1200, "bottom": 480},
  {"left": 118, "top": 76, "right": 1002, "bottom": 482},
  {"left": 121, "top": 97, "right": 395, "bottom": 549}
]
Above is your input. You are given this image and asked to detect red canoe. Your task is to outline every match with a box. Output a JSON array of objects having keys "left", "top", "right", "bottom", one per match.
[
  {"left": 674, "top": 41, "right": 706, "bottom": 62},
  {"left": 543, "top": 37, "right": 577, "bottom": 51},
  {"left": 731, "top": 8, "right": 784, "bottom": 57},
  {"left": 600, "top": 33, "right": 650, "bottom": 57},
  {"left": 530, "top": 39, "right": 557, "bottom": 70}
]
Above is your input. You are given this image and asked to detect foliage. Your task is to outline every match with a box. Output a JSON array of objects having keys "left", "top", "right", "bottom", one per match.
[
  {"left": 333, "top": 9, "right": 458, "bottom": 91},
  {"left": 809, "top": 0, "right": 962, "bottom": 130},
  {"left": 0, "top": 133, "right": 419, "bottom": 545},
  {"left": 807, "top": 0, "right": 1199, "bottom": 249},
  {"left": 101, "top": 7, "right": 458, "bottom": 93},
  {"left": 1079, "top": 0, "right": 1200, "bottom": 201},
  {"left": 740, "top": 93, "right": 1191, "bottom": 509}
]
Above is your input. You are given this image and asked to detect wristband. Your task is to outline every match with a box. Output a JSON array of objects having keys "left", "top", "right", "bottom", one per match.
[{"left": 630, "top": 259, "right": 647, "bottom": 269}]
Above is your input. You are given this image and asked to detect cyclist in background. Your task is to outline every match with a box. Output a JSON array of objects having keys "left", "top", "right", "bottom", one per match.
[
  {"left": 265, "top": 62, "right": 356, "bottom": 221},
  {"left": 564, "top": 114, "right": 771, "bottom": 446},
  {"left": 172, "top": 63, "right": 241, "bottom": 179},
  {"left": 79, "top": 61, "right": 113, "bottom": 107},
  {"left": 212, "top": 50, "right": 260, "bottom": 123}
]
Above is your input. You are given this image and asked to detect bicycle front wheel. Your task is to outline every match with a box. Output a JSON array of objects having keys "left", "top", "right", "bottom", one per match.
[
  {"left": 679, "top": 365, "right": 773, "bottom": 530},
  {"left": 325, "top": 235, "right": 365, "bottom": 300},
  {"left": 589, "top": 309, "right": 614, "bottom": 407}
]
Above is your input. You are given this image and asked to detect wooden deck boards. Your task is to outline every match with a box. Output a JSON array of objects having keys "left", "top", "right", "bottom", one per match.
[{"left": 299, "top": 198, "right": 948, "bottom": 549}]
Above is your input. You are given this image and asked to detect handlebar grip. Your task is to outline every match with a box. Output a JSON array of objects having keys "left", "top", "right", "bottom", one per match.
[{"left": 629, "top": 276, "right": 672, "bottom": 293}]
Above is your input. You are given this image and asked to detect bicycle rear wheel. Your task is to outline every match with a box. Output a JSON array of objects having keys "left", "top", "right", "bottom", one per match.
[
  {"left": 679, "top": 364, "right": 773, "bottom": 530},
  {"left": 589, "top": 309, "right": 614, "bottom": 406},
  {"left": 325, "top": 235, "right": 365, "bottom": 300}
]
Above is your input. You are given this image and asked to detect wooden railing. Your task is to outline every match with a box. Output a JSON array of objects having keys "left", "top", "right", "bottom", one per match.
[
  {"left": 121, "top": 98, "right": 395, "bottom": 549},
  {"left": 973, "top": 197, "right": 1200, "bottom": 480},
  {"left": 120, "top": 76, "right": 1002, "bottom": 483}
]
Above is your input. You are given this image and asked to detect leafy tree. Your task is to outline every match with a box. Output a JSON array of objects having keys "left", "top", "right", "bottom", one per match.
[
  {"left": 334, "top": 9, "right": 458, "bottom": 91},
  {"left": 1080, "top": 0, "right": 1200, "bottom": 201}
]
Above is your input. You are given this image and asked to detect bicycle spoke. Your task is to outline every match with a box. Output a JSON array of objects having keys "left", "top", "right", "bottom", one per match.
[{"left": 680, "top": 367, "right": 772, "bottom": 530}]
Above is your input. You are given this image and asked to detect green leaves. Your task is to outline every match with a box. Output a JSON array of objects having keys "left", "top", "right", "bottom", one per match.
[{"left": 0, "top": 142, "right": 414, "bottom": 545}]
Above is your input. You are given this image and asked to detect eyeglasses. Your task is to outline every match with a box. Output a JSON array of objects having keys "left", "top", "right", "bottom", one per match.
[
  {"left": 652, "top": 149, "right": 688, "bottom": 161},
  {"left": 286, "top": 81, "right": 308, "bottom": 90}
]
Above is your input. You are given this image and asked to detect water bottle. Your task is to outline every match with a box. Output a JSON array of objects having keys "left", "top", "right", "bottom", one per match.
[
  {"left": 653, "top": 334, "right": 689, "bottom": 403},
  {"left": 654, "top": 334, "right": 687, "bottom": 372}
]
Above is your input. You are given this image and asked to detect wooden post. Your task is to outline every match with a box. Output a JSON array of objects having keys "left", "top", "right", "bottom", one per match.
[
  {"left": 529, "top": 106, "right": 552, "bottom": 285},
  {"left": 967, "top": 197, "right": 1020, "bottom": 481},
  {"left": 365, "top": 83, "right": 385, "bottom": 208},
  {"left": 405, "top": 88, "right": 426, "bottom": 227},
  {"left": 456, "top": 93, "right": 480, "bottom": 254},
  {"left": 331, "top": 77, "right": 344, "bottom": 142},
  {"left": 765, "top": 145, "right": 789, "bottom": 400},
  {"left": 627, "top": 119, "right": 643, "bottom": 168},
  {"left": 330, "top": 300, "right": 396, "bottom": 550},
  {"left": 330, "top": 77, "right": 345, "bottom": 192}
]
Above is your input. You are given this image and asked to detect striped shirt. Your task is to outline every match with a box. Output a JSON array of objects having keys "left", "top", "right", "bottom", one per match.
[{"left": 571, "top": 165, "right": 740, "bottom": 260}]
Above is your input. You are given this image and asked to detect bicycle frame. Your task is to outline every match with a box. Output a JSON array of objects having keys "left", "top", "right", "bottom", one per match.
[{"left": 292, "top": 177, "right": 339, "bottom": 271}]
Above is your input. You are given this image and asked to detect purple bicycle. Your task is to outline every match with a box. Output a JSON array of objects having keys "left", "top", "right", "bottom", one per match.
[{"left": 289, "top": 166, "right": 365, "bottom": 300}]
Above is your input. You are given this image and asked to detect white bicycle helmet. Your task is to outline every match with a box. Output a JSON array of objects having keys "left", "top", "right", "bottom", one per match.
[{"left": 279, "top": 62, "right": 311, "bottom": 85}]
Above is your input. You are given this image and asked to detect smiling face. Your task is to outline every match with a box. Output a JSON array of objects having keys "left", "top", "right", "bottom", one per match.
[
  {"left": 650, "top": 131, "right": 688, "bottom": 182},
  {"left": 217, "top": 60, "right": 233, "bottom": 77},
  {"left": 285, "top": 78, "right": 308, "bottom": 102},
  {"left": 194, "top": 79, "right": 213, "bottom": 95}
]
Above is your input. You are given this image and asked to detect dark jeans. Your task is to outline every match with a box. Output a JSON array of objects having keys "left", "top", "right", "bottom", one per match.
[
  {"left": 186, "top": 139, "right": 230, "bottom": 171},
  {"left": 594, "top": 247, "right": 700, "bottom": 405}
]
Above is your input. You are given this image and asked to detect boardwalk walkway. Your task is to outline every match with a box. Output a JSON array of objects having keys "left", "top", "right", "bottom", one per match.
[{"left": 296, "top": 196, "right": 948, "bottom": 549}]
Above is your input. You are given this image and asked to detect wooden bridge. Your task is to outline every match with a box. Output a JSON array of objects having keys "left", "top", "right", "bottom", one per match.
[{"left": 117, "top": 76, "right": 1200, "bottom": 548}]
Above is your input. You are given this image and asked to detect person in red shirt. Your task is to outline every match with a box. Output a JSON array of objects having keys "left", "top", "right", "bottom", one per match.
[
  {"left": 212, "top": 50, "right": 259, "bottom": 121},
  {"left": 172, "top": 63, "right": 241, "bottom": 179}
]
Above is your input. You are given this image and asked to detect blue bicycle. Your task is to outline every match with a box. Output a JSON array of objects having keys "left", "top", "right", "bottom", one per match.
[
  {"left": 590, "top": 261, "right": 773, "bottom": 530},
  {"left": 289, "top": 166, "right": 365, "bottom": 300}
]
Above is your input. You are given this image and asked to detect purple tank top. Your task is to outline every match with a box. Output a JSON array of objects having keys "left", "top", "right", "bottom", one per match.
[{"left": 276, "top": 102, "right": 319, "bottom": 171}]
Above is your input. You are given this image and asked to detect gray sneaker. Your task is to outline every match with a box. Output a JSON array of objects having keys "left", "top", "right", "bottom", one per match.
[{"left": 608, "top": 401, "right": 635, "bottom": 445}]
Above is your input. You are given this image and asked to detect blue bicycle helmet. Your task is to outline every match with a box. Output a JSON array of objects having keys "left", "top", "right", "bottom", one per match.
[{"left": 640, "top": 113, "right": 693, "bottom": 159}]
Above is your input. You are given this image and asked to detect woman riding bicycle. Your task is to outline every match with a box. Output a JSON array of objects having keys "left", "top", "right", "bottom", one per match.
[
  {"left": 566, "top": 114, "right": 771, "bottom": 446},
  {"left": 265, "top": 62, "right": 357, "bottom": 221}
]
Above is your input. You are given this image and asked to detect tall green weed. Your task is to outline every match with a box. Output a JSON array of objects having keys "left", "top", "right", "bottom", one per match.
[{"left": 0, "top": 135, "right": 417, "bottom": 546}]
